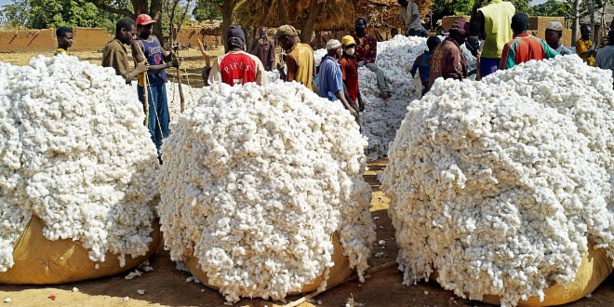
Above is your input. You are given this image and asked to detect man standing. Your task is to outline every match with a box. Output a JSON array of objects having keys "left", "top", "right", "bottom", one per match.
[
  {"left": 411, "top": 36, "right": 441, "bottom": 95},
  {"left": 275, "top": 24, "right": 316, "bottom": 91},
  {"left": 339, "top": 35, "right": 364, "bottom": 113},
  {"left": 102, "top": 17, "right": 148, "bottom": 84},
  {"left": 130, "top": 14, "right": 179, "bottom": 163},
  {"left": 500, "top": 13, "right": 558, "bottom": 70},
  {"left": 249, "top": 27, "right": 276, "bottom": 71},
  {"left": 470, "top": 0, "right": 516, "bottom": 77},
  {"left": 55, "top": 26, "right": 73, "bottom": 55},
  {"left": 595, "top": 30, "right": 614, "bottom": 87},
  {"left": 398, "top": 0, "right": 427, "bottom": 37},
  {"left": 428, "top": 19, "right": 471, "bottom": 89},
  {"left": 544, "top": 21, "right": 573, "bottom": 55},
  {"left": 318, "top": 39, "right": 359, "bottom": 120},
  {"left": 353, "top": 18, "right": 393, "bottom": 99},
  {"left": 209, "top": 24, "right": 266, "bottom": 86},
  {"left": 576, "top": 24, "right": 596, "bottom": 66}
]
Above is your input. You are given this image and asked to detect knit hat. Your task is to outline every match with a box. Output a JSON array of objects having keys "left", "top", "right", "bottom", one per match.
[
  {"left": 227, "top": 24, "right": 246, "bottom": 48},
  {"left": 341, "top": 35, "right": 356, "bottom": 46},
  {"left": 546, "top": 21, "right": 564, "bottom": 31},
  {"left": 449, "top": 19, "right": 471, "bottom": 36},
  {"left": 326, "top": 39, "right": 342, "bottom": 50},
  {"left": 274, "top": 25, "right": 298, "bottom": 39}
]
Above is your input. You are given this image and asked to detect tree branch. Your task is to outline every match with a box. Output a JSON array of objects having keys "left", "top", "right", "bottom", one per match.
[{"left": 89, "top": 0, "right": 134, "bottom": 16}]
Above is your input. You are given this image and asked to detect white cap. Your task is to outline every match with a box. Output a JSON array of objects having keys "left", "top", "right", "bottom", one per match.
[
  {"left": 546, "top": 21, "right": 564, "bottom": 31},
  {"left": 326, "top": 39, "right": 341, "bottom": 50}
]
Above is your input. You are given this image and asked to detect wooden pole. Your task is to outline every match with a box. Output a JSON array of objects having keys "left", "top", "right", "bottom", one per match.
[
  {"left": 172, "top": 43, "right": 186, "bottom": 113},
  {"left": 135, "top": 45, "right": 149, "bottom": 126}
]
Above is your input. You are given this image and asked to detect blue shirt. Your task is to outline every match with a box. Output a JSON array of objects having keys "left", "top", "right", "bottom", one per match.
[
  {"left": 410, "top": 51, "right": 433, "bottom": 84},
  {"left": 318, "top": 55, "right": 344, "bottom": 101},
  {"left": 139, "top": 36, "right": 168, "bottom": 85}
]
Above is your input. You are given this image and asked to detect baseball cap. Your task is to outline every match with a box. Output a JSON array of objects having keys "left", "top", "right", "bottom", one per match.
[
  {"left": 341, "top": 35, "right": 356, "bottom": 46},
  {"left": 136, "top": 14, "right": 156, "bottom": 26},
  {"left": 274, "top": 25, "right": 298, "bottom": 39},
  {"left": 546, "top": 21, "right": 564, "bottom": 31},
  {"left": 449, "top": 19, "right": 471, "bottom": 36}
]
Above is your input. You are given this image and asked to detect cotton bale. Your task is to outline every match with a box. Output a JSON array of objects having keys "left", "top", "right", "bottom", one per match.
[
  {"left": 382, "top": 56, "right": 614, "bottom": 306},
  {"left": 157, "top": 81, "right": 376, "bottom": 302},
  {"left": 0, "top": 55, "right": 161, "bottom": 284}
]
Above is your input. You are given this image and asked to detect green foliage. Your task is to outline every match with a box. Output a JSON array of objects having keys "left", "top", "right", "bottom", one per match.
[
  {"left": 531, "top": 0, "right": 571, "bottom": 17},
  {"left": 192, "top": 0, "right": 221, "bottom": 21},
  {"left": 1, "top": 0, "right": 118, "bottom": 29}
]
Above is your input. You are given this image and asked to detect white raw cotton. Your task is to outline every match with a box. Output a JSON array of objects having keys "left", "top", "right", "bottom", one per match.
[
  {"left": 382, "top": 55, "right": 614, "bottom": 306},
  {"left": 0, "top": 55, "right": 159, "bottom": 272},
  {"left": 157, "top": 80, "right": 376, "bottom": 302}
]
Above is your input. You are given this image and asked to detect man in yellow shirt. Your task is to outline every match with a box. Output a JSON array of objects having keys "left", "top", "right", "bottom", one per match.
[
  {"left": 470, "top": 0, "right": 516, "bottom": 77},
  {"left": 54, "top": 26, "right": 73, "bottom": 55},
  {"left": 576, "top": 24, "right": 595, "bottom": 66},
  {"left": 275, "top": 25, "right": 316, "bottom": 92}
]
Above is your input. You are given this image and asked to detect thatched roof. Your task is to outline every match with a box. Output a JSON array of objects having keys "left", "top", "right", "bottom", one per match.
[{"left": 235, "top": 0, "right": 355, "bottom": 31}]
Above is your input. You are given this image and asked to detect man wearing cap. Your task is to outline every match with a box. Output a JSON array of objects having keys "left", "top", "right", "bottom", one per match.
[
  {"left": 208, "top": 24, "right": 266, "bottom": 86},
  {"left": 317, "top": 39, "right": 359, "bottom": 120},
  {"left": 353, "top": 18, "right": 393, "bottom": 99},
  {"left": 544, "top": 21, "right": 572, "bottom": 56},
  {"left": 428, "top": 19, "right": 471, "bottom": 89},
  {"left": 470, "top": 0, "right": 516, "bottom": 77},
  {"left": 576, "top": 24, "right": 596, "bottom": 66},
  {"left": 339, "top": 35, "right": 364, "bottom": 113},
  {"left": 500, "top": 13, "right": 558, "bottom": 70},
  {"left": 249, "top": 27, "right": 276, "bottom": 71},
  {"left": 398, "top": 0, "right": 427, "bottom": 37},
  {"left": 102, "top": 17, "right": 148, "bottom": 84},
  {"left": 130, "top": 14, "right": 179, "bottom": 163},
  {"left": 275, "top": 24, "right": 316, "bottom": 91}
]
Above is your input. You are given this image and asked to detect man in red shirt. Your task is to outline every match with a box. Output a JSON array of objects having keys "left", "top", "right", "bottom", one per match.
[
  {"left": 339, "top": 35, "right": 364, "bottom": 113},
  {"left": 353, "top": 18, "right": 393, "bottom": 99},
  {"left": 500, "top": 13, "right": 558, "bottom": 70},
  {"left": 208, "top": 24, "right": 266, "bottom": 86},
  {"left": 428, "top": 19, "right": 471, "bottom": 89}
]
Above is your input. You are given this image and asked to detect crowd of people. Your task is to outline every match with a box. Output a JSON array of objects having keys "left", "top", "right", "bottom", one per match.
[{"left": 49, "top": 1, "right": 614, "bottom": 163}]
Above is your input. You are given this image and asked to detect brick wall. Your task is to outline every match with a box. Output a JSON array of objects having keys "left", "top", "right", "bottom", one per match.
[{"left": 0, "top": 27, "right": 109, "bottom": 53}]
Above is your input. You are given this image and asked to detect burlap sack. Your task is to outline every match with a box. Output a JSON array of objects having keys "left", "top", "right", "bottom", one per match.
[
  {"left": 185, "top": 231, "right": 353, "bottom": 296},
  {"left": 481, "top": 241, "right": 613, "bottom": 306},
  {"left": 0, "top": 216, "right": 161, "bottom": 284}
]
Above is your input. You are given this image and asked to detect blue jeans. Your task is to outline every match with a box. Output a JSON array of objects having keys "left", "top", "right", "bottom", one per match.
[{"left": 137, "top": 84, "right": 170, "bottom": 157}]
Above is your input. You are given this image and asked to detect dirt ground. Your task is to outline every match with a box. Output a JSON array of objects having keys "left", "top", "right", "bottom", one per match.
[{"left": 1, "top": 52, "right": 614, "bottom": 307}]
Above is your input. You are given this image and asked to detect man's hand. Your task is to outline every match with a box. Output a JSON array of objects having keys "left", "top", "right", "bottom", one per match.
[
  {"left": 358, "top": 97, "right": 365, "bottom": 112},
  {"left": 349, "top": 107, "right": 358, "bottom": 118},
  {"left": 169, "top": 58, "right": 180, "bottom": 68},
  {"left": 135, "top": 62, "right": 148, "bottom": 74}
]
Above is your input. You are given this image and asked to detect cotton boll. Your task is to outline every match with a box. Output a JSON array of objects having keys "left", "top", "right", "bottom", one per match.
[
  {"left": 382, "top": 56, "right": 614, "bottom": 306},
  {"left": 0, "top": 56, "right": 159, "bottom": 272},
  {"left": 158, "top": 80, "right": 376, "bottom": 302}
]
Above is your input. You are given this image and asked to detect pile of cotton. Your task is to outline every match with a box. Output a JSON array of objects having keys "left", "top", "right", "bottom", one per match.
[
  {"left": 0, "top": 55, "right": 159, "bottom": 277},
  {"left": 157, "top": 80, "right": 376, "bottom": 302},
  {"left": 381, "top": 55, "right": 614, "bottom": 306}
]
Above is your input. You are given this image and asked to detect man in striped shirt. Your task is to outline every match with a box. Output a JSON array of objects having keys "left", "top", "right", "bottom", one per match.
[{"left": 500, "top": 13, "right": 558, "bottom": 70}]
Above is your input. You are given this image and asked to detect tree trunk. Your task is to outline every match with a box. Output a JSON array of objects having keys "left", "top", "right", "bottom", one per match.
[
  {"left": 572, "top": 0, "right": 582, "bottom": 45},
  {"left": 218, "top": 0, "right": 236, "bottom": 53},
  {"left": 149, "top": 0, "right": 165, "bottom": 46},
  {"left": 300, "top": 0, "right": 323, "bottom": 45}
]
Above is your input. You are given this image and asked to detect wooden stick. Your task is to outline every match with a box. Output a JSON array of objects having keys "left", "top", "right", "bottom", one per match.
[
  {"left": 172, "top": 43, "right": 186, "bottom": 113},
  {"left": 197, "top": 38, "right": 210, "bottom": 67},
  {"left": 135, "top": 44, "right": 149, "bottom": 126}
]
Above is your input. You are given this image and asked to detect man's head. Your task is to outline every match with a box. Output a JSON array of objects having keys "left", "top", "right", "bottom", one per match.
[
  {"left": 257, "top": 27, "right": 268, "bottom": 39},
  {"left": 56, "top": 26, "right": 73, "bottom": 50},
  {"left": 426, "top": 36, "right": 441, "bottom": 52},
  {"left": 227, "top": 24, "right": 246, "bottom": 50},
  {"left": 397, "top": 0, "right": 409, "bottom": 7},
  {"left": 448, "top": 19, "right": 471, "bottom": 45},
  {"left": 580, "top": 24, "right": 591, "bottom": 39},
  {"left": 341, "top": 35, "right": 356, "bottom": 56},
  {"left": 135, "top": 14, "right": 156, "bottom": 36},
  {"left": 326, "top": 39, "right": 342, "bottom": 58},
  {"left": 511, "top": 13, "right": 529, "bottom": 36},
  {"left": 115, "top": 17, "right": 137, "bottom": 45},
  {"left": 274, "top": 24, "right": 298, "bottom": 50},
  {"left": 436, "top": 26, "right": 445, "bottom": 36},
  {"left": 545, "top": 21, "right": 563, "bottom": 48},
  {"left": 355, "top": 18, "right": 367, "bottom": 37}
]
